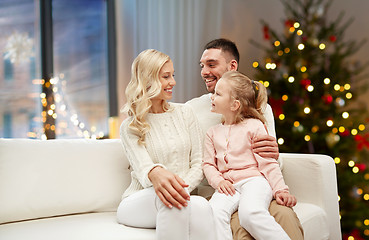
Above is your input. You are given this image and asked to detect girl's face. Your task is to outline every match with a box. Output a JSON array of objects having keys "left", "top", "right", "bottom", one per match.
[
  {"left": 210, "top": 78, "right": 235, "bottom": 116},
  {"left": 152, "top": 60, "right": 176, "bottom": 101}
]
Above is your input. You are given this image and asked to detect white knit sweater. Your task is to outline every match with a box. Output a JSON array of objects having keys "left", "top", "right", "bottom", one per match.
[{"left": 120, "top": 103, "right": 204, "bottom": 198}]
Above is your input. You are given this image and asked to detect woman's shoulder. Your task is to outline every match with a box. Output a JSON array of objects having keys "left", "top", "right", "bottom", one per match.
[{"left": 169, "top": 102, "right": 194, "bottom": 116}]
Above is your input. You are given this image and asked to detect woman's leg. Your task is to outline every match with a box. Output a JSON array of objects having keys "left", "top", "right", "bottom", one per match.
[
  {"left": 237, "top": 177, "right": 291, "bottom": 240},
  {"left": 117, "top": 187, "right": 216, "bottom": 240},
  {"left": 117, "top": 187, "right": 157, "bottom": 228},
  {"left": 189, "top": 196, "right": 217, "bottom": 240},
  {"left": 209, "top": 190, "right": 240, "bottom": 240}
]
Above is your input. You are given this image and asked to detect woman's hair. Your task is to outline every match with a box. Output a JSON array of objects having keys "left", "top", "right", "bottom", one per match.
[
  {"left": 222, "top": 71, "right": 267, "bottom": 124},
  {"left": 121, "top": 49, "right": 171, "bottom": 145}
]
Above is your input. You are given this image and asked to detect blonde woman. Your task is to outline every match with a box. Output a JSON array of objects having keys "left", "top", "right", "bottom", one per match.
[
  {"left": 202, "top": 71, "right": 296, "bottom": 240},
  {"left": 117, "top": 49, "right": 216, "bottom": 240}
]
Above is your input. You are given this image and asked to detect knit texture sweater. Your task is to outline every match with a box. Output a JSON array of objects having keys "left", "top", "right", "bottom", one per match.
[
  {"left": 120, "top": 103, "right": 204, "bottom": 198},
  {"left": 203, "top": 118, "right": 289, "bottom": 198}
]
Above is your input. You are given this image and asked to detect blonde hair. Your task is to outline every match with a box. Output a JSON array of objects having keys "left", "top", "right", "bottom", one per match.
[
  {"left": 222, "top": 71, "right": 267, "bottom": 124},
  {"left": 121, "top": 49, "right": 171, "bottom": 145}
]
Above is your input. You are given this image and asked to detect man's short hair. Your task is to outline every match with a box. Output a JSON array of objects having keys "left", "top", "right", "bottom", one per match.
[{"left": 204, "top": 38, "right": 240, "bottom": 63}]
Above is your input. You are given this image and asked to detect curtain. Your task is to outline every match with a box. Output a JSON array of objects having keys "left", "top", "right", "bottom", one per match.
[{"left": 115, "top": 0, "right": 223, "bottom": 119}]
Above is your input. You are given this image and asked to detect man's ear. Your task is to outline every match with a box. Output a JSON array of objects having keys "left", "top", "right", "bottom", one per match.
[
  {"left": 229, "top": 60, "right": 238, "bottom": 71},
  {"left": 231, "top": 99, "right": 240, "bottom": 112}
]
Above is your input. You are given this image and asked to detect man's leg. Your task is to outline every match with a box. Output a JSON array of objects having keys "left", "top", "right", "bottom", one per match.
[{"left": 230, "top": 200, "right": 304, "bottom": 240}]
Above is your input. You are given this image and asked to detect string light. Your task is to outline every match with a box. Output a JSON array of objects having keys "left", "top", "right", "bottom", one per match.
[
  {"left": 319, "top": 43, "right": 326, "bottom": 49},
  {"left": 277, "top": 138, "right": 284, "bottom": 145},
  {"left": 327, "top": 120, "right": 334, "bottom": 127},
  {"left": 288, "top": 76, "right": 295, "bottom": 83},
  {"left": 304, "top": 107, "right": 311, "bottom": 114},
  {"left": 298, "top": 43, "right": 305, "bottom": 50},
  {"left": 342, "top": 112, "right": 349, "bottom": 119},
  {"left": 34, "top": 75, "right": 105, "bottom": 139},
  {"left": 324, "top": 78, "right": 331, "bottom": 84}
]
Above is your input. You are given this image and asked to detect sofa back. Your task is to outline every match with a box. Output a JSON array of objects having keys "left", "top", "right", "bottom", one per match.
[{"left": 0, "top": 139, "right": 130, "bottom": 224}]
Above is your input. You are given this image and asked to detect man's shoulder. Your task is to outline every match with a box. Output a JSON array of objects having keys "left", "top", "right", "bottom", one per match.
[{"left": 185, "top": 93, "right": 211, "bottom": 106}]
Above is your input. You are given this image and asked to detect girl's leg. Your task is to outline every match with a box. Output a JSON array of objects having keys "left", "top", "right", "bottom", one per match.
[
  {"left": 209, "top": 190, "right": 240, "bottom": 240},
  {"left": 237, "top": 177, "right": 291, "bottom": 240}
]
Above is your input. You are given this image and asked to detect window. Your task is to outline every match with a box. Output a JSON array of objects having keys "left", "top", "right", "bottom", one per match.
[{"left": 0, "top": 0, "right": 111, "bottom": 139}]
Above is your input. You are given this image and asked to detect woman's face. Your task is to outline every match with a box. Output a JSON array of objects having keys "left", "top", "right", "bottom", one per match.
[{"left": 153, "top": 60, "right": 176, "bottom": 101}]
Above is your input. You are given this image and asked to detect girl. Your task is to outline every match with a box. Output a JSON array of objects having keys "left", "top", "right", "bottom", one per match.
[
  {"left": 117, "top": 49, "right": 216, "bottom": 240},
  {"left": 202, "top": 71, "right": 296, "bottom": 240}
]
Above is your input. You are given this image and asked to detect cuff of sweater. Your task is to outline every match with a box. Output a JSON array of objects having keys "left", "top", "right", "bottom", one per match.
[
  {"left": 143, "top": 164, "right": 167, "bottom": 187},
  {"left": 273, "top": 188, "right": 289, "bottom": 199}
]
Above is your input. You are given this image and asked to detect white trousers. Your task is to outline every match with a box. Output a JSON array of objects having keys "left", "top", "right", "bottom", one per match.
[
  {"left": 117, "top": 187, "right": 216, "bottom": 240},
  {"left": 209, "top": 176, "right": 291, "bottom": 240}
]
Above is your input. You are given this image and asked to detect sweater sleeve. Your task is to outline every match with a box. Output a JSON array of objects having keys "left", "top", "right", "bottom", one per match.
[
  {"left": 180, "top": 105, "right": 205, "bottom": 192},
  {"left": 202, "top": 128, "right": 224, "bottom": 189},
  {"left": 120, "top": 119, "right": 166, "bottom": 188},
  {"left": 252, "top": 120, "right": 289, "bottom": 198}
]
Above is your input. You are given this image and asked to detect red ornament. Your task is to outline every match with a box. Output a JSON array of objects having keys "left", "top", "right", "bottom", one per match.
[
  {"left": 329, "top": 35, "right": 337, "bottom": 42},
  {"left": 339, "top": 130, "right": 350, "bottom": 137},
  {"left": 300, "top": 79, "right": 311, "bottom": 89},
  {"left": 284, "top": 19, "right": 294, "bottom": 28},
  {"left": 356, "top": 163, "right": 366, "bottom": 172},
  {"left": 269, "top": 97, "right": 284, "bottom": 117},
  {"left": 322, "top": 94, "right": 333, "bottom": 104},
  {"left": 354, "top": 133, "right": 369, "bottom": 150},
  {"left": 263, "top": 25, "right": 270, "bottom": 40}
]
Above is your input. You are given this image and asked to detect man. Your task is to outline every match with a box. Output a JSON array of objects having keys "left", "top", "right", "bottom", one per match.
[{"left": 186, "top": 38, "right": 304, "bottom": 240}]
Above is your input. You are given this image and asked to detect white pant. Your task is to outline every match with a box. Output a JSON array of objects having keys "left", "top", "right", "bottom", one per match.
[
  {"left": 117, "top": 187, "right": 216, "bottom": 240},
  {"left": 209, "top": 176, "right": 291, "bottom": 240}
]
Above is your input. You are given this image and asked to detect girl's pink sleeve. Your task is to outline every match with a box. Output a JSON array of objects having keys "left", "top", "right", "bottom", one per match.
[{"left": 202, "top": 129, "right": 224, "bottom": 189}]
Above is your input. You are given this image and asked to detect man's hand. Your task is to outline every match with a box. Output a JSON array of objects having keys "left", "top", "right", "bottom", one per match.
[
  {"left": 252, "top": 135, "right": 279, "bottom": 159},
  {"left": 275, "top": 191, "right": 297, "bottom": 208},
  {"left": 148, "top": 166, "right": 190, "bottom": 209},
  {"left": 217, "top": 180, "right": 236, "bottom": 196}
]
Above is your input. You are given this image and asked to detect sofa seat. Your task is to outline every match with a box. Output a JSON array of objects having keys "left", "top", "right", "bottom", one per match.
[{"left": 0, "top": 212, "right": 155, "bottom": 240}]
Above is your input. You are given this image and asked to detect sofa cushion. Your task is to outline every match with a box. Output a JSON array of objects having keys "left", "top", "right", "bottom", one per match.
[
  {"left": 293, "top": 202, "right": 329, "bottom": 240},
  {"left": 0, "top": 139, "right": 130, "bottom": 224},
  {"left": 0, "top": 212, "right": 155, "bottom": 240}
]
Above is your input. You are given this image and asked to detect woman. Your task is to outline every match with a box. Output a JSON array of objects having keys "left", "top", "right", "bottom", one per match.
[{"left": 117, "top": 49, "right": 216, "bottom": 240}]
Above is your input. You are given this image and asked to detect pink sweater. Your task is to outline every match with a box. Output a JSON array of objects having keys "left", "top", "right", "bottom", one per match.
[{"left": 202, "top": 118, "right": 288, "bottom": 198}]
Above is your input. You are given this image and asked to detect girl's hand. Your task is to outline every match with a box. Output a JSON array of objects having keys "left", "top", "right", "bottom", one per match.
[
  {"left": 148, "top": 166, "right": 190, "bottom": 209},
  {"left": 217, "top": 180, "right": 236, "bottom": 196},
  {"left": 275, "top": 192, "right": 297, "bottom": 207},
  {"left": 252, "top": 135, "right": 279, "bottom": 160}
]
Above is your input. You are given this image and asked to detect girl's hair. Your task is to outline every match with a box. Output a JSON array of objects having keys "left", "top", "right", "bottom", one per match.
[
  {"left": 121, "top": 49, "right": 171, "bottom": 145},
  {"left": 222, "top": 71, "right": 267, "bottom": 124}
]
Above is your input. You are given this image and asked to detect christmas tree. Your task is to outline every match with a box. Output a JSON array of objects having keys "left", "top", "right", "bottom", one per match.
[{"left": 251, "top": 0, "right": 369, "bottom": 238}]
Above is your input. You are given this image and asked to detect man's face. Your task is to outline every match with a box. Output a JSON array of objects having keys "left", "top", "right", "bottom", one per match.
[{"left": 199, "top": 48, "right": 232, "bottom": 93}]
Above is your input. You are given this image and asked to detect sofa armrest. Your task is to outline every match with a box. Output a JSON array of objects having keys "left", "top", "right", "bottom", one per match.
[{"left": 280, "top": 153, "right": 341, "bottom": 240}]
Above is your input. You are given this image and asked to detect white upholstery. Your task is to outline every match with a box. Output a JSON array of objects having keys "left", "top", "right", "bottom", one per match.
[{"left": 0, "top": 139, "right": 341, "bottom": 239}]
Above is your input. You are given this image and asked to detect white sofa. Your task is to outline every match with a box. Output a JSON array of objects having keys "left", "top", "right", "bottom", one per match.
[{"left": 0, "top": 138, "right": 341, "bottom": 240}]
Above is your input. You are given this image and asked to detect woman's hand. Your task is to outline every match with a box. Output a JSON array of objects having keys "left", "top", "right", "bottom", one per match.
[
  {"left": 148, "top": 166, "right": 190, "bottom": 209},
  {"left": 217, "top": 180, "right": 236, "bottom": 196},
  {"left": 252, "top": 135, "right": 279, "bottom": 160},
  {"left": 275, "top": 192, "right": 297, "bottom": 207}
]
